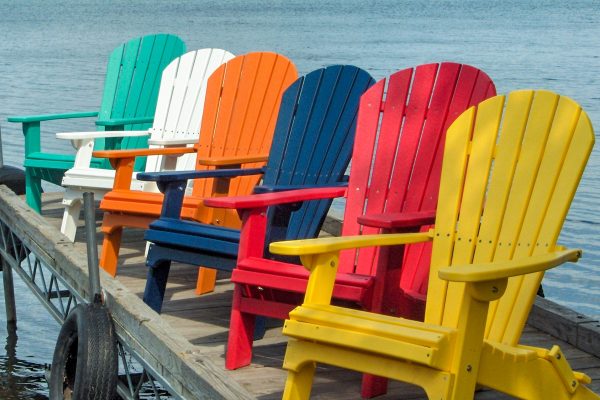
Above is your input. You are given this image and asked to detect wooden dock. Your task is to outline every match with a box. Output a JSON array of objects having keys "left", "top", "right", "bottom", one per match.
[{"left": 1, "top": 187, "right": 600, "bottom": 399}]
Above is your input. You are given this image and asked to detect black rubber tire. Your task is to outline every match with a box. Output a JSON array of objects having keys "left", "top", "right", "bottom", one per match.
[
  {"left": 0, "top": 166, "right": 26, "bottom": 195},
  {"left": 49, "top": 303, "right": 118, "bottom": 400}
]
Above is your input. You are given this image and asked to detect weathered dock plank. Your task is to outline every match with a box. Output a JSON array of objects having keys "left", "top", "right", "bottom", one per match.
[
  {"left": 529, "top": 296, "right": 600, "bottom": 357},
  {"left": 2, "top": 187, "right": 600, "bottom": 399},
  {"left": 0, "top": 187, "right": 252, "bottom": 399}
]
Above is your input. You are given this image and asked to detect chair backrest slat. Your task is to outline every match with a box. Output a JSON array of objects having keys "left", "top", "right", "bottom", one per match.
[
  {"left": 424, "top": 91, "right": 594, "bottom": 347},
  {"left": 143, "top": 49, "right": 235, "bottom": 175},
  {"left": 263, "top": 66, "right": 375, "bottom": 240},
  {"left": 175, "top": 49, "right": 235, "bottom": 148},
  {"left": 95, "top": 34, "right": 186, "bottom": 169},
  {"left": 489, "top": 93, "right": 590, "bottom": 343},
  {"left": 338, "top": 63, "right": 496, "bottom": 290},
  {"left": 191, "top": 52, "right": 298, "bottom": 226}
]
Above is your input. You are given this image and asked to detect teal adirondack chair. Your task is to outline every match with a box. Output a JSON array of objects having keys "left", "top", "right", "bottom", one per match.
[{"left": 7, "top": 34, "right": 186, "bottom": 213}]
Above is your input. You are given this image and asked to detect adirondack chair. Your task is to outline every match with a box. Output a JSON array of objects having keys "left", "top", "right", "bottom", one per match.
[
  {"left": 56, "top": 49, "right": 235, "bottom": 241},
  {"left": 203, "top": 64, "right": 495, "bottom": 394},
  {"left": 7, "top": 34, "right": 186, "bottom": 213},
  {"left": 139, "top": 64, "right": 375, "bottom": 309},
  {"left": 269, "top": 90, "right": 598, "bottom": 400},
  {"left": 92, "top": 52, "right": 298, "bottom": 287}
]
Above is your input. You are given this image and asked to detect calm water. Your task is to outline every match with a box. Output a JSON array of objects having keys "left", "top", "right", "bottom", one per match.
[{"left": 0, "top": 0, "right": 599, "bottom": 397}]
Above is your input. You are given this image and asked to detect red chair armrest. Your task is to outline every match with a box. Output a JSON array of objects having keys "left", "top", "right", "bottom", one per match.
[
  {"left": 358, "top": 210, "right": 436, "bottom": 229},
  {"left": 204, "top": 187, "right": 347, "bottom": 210}
]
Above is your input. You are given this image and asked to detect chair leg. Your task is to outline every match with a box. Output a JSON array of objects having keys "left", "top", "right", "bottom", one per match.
[
  {"left": 572, "top": 386, "right": 600, "bottom": 400},
  {"left": 195, "top": 267, "right": 217, "bottom": 295},
  {"left": 282, "top": 362, "right": 316, "bottom": 400},
  {"left": 60, "top": 197, "right": 82, "bottom": 242},
  {"left": 478, "top": 344, "right": 600, "bottom": 400},
  {"left": 143, "top": 260, "right": 172, "bottom": 313},
  {"left": 25, "top": 169, "right": 42, "bottom": 213},
  {"left": 225, "top": 286, "right": 255, "bottom": 370},
  {"left": 99, "top": 226, "right": 122, "bottom": 277},
  {"left": 361, "top": 374, "right": 389, "bottom": 398}
]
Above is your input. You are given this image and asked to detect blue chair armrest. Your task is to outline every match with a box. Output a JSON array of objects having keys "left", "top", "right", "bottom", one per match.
[
  {"left": 139, "top": 167, "right": 265, "bottom": 219},
  {"left": 138, "top": 167, "right": 265, "bottom": 183},
  {"left": 253, "top": 181, "right": 348, "bottom": 194}
]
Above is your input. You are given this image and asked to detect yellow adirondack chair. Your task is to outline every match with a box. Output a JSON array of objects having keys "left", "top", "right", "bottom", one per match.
[{"left": 270, "top": 90, "right": 598, "bottom": 400}]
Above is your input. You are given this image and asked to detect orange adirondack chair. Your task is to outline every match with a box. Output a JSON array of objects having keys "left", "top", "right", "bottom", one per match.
[
  {"left": 205, "top": 62, "right": 495, "bottom": 397},
  {"left": 92, "top": 52, "right": 298, "bottom": 292}
]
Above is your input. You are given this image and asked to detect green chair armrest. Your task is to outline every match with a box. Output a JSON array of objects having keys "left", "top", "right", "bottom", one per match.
[
  {"left": 7, "top": 111, "right": 99, "bottom": 123},
  {"left": 8, "top": 111, "right": 100, "bottom": 155}
]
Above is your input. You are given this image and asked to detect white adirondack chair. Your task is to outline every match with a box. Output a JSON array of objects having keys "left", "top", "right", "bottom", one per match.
[{"left": 56, "top": 48, "right": 235, "bottom": 241}]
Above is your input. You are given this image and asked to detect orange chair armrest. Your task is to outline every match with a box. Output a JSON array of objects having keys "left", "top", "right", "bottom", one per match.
[{"left": 196, "top": 153, "right": 269, "bottom": 166}]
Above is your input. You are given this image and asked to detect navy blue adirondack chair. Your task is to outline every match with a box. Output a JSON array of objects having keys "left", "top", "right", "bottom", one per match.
[{"left": 137, "top": 65, "right": 375, "bottom": 313}]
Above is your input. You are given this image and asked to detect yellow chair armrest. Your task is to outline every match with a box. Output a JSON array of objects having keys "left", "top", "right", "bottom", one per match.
[
  {"left": 438, "top": 248, "right": 581, "bottom": 283},
  {"left": 274, "top": 231, "right": 434, "bottom": 306},
  {"left": 270, "top": 230, "right": 434, "bottom": 257}
]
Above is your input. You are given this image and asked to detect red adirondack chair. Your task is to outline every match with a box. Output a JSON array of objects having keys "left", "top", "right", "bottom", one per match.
[{"left": 205, "top": 62, "right": 495, "bottom": 397}]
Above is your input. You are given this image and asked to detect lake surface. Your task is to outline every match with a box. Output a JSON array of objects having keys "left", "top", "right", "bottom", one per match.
[{"left": 0, "top": 0, "right": 599, "bottom": 397}]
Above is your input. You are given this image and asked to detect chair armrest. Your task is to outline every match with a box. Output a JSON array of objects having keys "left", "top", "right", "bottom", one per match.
[
  {"left": 93, "top": 146, "right": 195, "bottom": 160},
  {"left": 95, "top": 116, "right": 154, "bottom": 127},
  {"left": 204, "top": 186, "right": 347, "bottom": 210},
  {"left": 56, "top": 130, "right": 150, "bottom": 140},
  {"left": 270, "top": 230, "right": 434, "bottom": 257},
  {"left": 93, "top": 147, "right": 197, "bottom": 190},
  {"left": 207, "top": 187, "right": 349, "bottom": 262},
  {"left": 253, "top": 182, "right": 348, "bottom": 193},
  {"left": 138, "top": 167, "right": 265, "bottom": 184},
  {"left": 438, "top": 248, "right": 581, "bottom": 283},
  {"left": 7, "top": 111, "right": 99, "bottom": 123},
  {"left": 270, "top": 231, "right": 433, "bottom": 297},
  {"left": 141, "top": 168, "right": 266, "bottom": 219},
  {"left": 58, "top": 130, "right": 151, "bottom": 153},
  {"left": 358, "top": 210, "right": 436, "bottom": 229},
  {"left": 8, "top": 111, "right": 100, "bottom": 156},
  {"left": 196, "top": 154, "right": 269, "bottom": 166},
  {"left": 147, "top": 137, "right": 198, "bottom": 146}
]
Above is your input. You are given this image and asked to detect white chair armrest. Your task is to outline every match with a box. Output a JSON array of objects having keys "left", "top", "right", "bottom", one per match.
[
  {"left": 56, "top": 130, "right": 150, "bottom": 140},
  {"left": 148, "top": 137, "right": 198, "bottom": 146}
]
